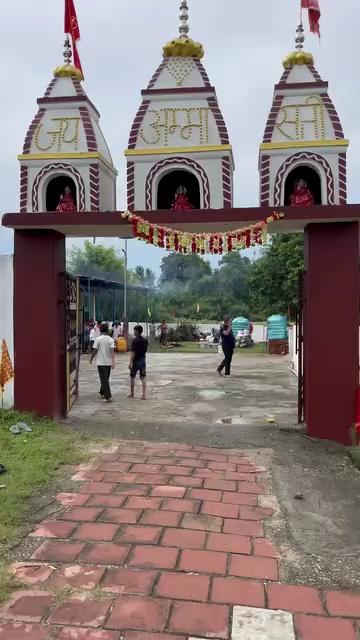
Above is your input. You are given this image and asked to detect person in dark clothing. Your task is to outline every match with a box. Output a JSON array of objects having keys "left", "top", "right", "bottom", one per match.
[
  {"left": 217, "top": 316, "right": 236, "bottom": 376},
  {"left": 83, "top": 322, "right": 90, "bottom": 353},
  {"left": 129, "top": 325, "right": 148, "bottom": 400},
  {"left": 159, "top": 321, "right": 168, "bottom": 346}
]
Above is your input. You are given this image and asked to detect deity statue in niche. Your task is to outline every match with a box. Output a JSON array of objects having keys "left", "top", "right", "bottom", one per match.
[
  {"left": 56, "top": 185, "right": 77, "bottom": 212},
  {"left": 171, "top": 186, "right": 193, "bottom": 211},
  {"left": 290, "top": 178, "right": 314, "bottom": 207}
]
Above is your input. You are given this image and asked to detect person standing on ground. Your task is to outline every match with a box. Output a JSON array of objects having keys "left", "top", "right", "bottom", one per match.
[
  {"left": 112, "top": 322, "right": 121, "bottom": 341},
  {"left": 89, "top": 322, "right": 96, "bottom": 351},
  {"left": 90, "top": 323, "right": 115, "bottom": 402},
  {"left": 159, "top": 320, "right": 168, "bottom": 346},
  {"left": 83, "top": 321, "right": 90, "bottom": 353},
  {"left": 217, "top": 315, "right": 236, "bottom": 376},
  {"left": 128, "top": 325, "right": 148, "bottom": 400}
]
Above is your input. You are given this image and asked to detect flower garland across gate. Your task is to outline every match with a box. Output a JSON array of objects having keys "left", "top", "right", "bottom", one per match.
[{"left": 121, "top": 211, "right": 284, "bottom": 255}]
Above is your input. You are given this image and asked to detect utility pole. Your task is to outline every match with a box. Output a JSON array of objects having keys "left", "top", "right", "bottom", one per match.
[{"left": 122, "top": 239, "right": 128, "bottom": 338}]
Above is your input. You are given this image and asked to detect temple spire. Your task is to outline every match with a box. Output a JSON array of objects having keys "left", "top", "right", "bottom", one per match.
[{"left": 179, "top": 1, "right": 190, "bottom": 39}]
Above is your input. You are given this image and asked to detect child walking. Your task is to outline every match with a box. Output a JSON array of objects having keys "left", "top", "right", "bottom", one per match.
[{"left": 128, "top": 325, "right": 148, "bottom": 400}]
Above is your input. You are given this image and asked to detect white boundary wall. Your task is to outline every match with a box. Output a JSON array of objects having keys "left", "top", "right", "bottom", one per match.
[
  {"left": 289, "top": 325, "right": 299, "bottom": 376},
  {"left": 128, "top": 322, "right": 268, "bottom": 344},
  {"left": 0, "top": 256, "right": 14, "bottom": 407}
]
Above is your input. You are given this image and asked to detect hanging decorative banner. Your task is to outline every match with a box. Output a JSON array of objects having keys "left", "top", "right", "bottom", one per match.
[{"left": 121, "top": 211, "right": 284, "bottom": 255}]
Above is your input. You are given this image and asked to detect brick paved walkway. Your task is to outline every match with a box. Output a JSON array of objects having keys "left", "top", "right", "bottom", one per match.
[{"left": 1, "top": 442, "right": 359, "bottom": 639}]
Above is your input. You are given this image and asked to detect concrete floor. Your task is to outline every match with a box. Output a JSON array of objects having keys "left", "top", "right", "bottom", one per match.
[
  {"left": 68, "top": 352, "right": 298, "bottom": 438},
  {"left": 65, "top": 352, "right": 360, "bottom": 591}
]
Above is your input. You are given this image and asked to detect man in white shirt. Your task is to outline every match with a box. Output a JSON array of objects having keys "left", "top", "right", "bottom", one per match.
[{"left": 90, "top": 323, "right": 115, "bottom": 402}]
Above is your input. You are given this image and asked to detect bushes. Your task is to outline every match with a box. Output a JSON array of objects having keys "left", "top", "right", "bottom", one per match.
[{"left": 167, "top": 323, "right": 199, "bottom": 342}]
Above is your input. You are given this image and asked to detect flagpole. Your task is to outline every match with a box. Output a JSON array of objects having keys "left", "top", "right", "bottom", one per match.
[{"left": 299, "top": 0, "right": 303, "bottom": 26}]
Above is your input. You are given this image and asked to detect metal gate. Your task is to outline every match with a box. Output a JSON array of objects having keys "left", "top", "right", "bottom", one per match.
[
  {"left": 66, "top": 275, "right": 81, "bottom": 413},
  {"left": 296, "top": 270, "right": 305, "bottom": 423}
]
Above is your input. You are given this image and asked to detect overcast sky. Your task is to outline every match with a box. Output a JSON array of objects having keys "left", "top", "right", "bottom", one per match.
[{"left": 1, "top": 0, "right": 359, "bottom": 273}]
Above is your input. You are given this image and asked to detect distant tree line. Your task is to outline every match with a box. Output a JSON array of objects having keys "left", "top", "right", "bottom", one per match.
[{"left": 67, "top": 235, "right": 304, "bottom": 322}]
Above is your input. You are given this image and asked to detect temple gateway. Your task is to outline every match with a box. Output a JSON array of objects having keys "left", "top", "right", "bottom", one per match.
[{"left": 2, "top": 1, "right": 358, "bottom": 446}]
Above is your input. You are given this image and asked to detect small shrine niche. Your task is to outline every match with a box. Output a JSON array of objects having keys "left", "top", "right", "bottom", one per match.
[
  {"left": 46, "top": 176, "right": 77, "bottom": 212},
  {"left": 157, "top": 170, "right": 200, "bottom": 209},
  {"left": 284, "top": 166, "right": 322, "bottom": 206}
]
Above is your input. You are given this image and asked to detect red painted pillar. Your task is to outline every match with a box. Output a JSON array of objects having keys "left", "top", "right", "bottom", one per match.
[
  {"left": 304, "top": 222, "right": 359, "bottom": 444},
  {"left": 13, "top": 230, "right": 67, "bottom": 419}
]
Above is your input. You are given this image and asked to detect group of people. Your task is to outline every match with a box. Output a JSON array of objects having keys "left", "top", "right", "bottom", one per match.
[
  {"left": 87, "top": 315, "right": 241, "bottom": 405},
  {"left": 90, "top": 323, "right": 148, "bottom": 401},
  {"left": 83, "top": 320, "right": 125, "bottom": 353}
]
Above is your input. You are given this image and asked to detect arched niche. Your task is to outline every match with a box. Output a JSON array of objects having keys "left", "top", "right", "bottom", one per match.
[
  {"left": 284, "top": 165, "right": 322, "bottom": 206},
  {"left": 157, "top": 170, "right": 201, "bottom": 210},
  {"left": 46, "top": 175, "right": 77, "bottom": 212}
]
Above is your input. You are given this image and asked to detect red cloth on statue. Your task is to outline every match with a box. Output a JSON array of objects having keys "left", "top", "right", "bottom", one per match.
[
  {"left": 56, "top": 194, "right": 77, "bottom": 213},
  {"left": 290, "top": 186, "right": 314, "bottom": 207},
  {"left": 171, "top": 193, "right": 193, "bottom": 211}
]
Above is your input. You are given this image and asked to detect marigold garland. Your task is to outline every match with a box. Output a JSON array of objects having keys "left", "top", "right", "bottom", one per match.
[{"left": 121, "top": 211, "right": 284, "bottom": 255}]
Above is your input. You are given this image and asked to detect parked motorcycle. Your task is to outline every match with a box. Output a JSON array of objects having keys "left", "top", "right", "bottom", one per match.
[{"left": 236, "top": 329, "right": 253, "bottom": 348}]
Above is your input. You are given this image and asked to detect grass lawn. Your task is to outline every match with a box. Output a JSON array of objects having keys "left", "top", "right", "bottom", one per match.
[
  {"left": 0, "top": 409, "right": 87, "bottom": 602},
  {"left": 148, "top": 341, "right": 267, "bottom": 355}
]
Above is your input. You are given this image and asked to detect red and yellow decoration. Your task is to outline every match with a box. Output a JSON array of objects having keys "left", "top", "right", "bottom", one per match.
[
  {"left": 0, "top": 339, "right": 14, "bottom": 416},
  {"left": 0, "top": 339, "right": 14, "bottom": 392},
  {"left": 121, "top": 211, "right": 284, "bottom": 255}
]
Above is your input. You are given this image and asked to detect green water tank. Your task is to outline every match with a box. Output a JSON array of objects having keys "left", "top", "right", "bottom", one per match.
[
  {"left": 232, "top": 316, "right": 250, "bottom": 334},
  {"left": 267, "top": 314, "right": 288, "bottom": 340}
]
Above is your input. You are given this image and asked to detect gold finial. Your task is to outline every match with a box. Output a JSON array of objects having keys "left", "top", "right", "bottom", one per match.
[
  {"left": 283, "top": 23, "right": 314, "bottom": 69},
  {"left": 163, "top": 1, "right": 204, "bottom": 59},
  {"left": 54, "top": 36, "right": 83, "bottom": 80},
  {"left": 283, "top": 50, "right": 314, "bottom": 68}
]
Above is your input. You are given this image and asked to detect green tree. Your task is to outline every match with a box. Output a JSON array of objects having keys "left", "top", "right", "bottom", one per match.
[
  {"left": 67, "top": 241, "right": 125, "bottom": 281},
  {"left": 133, "top": 265, "right": 156, "bottom": 288},
  {"left": 249, "top": 234, "right": 304, "bottom": 318},
  {"left": 159, "top": 253, "right": 211, "bottom": 285},
  {"left": 217, "top": 252, "right": 252, "bottom": 301}
]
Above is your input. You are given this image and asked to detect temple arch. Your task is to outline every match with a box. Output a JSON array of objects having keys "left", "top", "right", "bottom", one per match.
[
  {"left": 46, "top": 175, "right": 77, "bottom": 212},
  {"left": 157, "top": 169, "right": 201, "bottom": 210},
  {"left": 284, "top": 165, "right": 322, "bottom": 206},
  {"left": 274, "top": 153, "right": 335, "bottom": 206},
  {"left": 32, "top": 163, "right": 86, "bottom": 212},
  {"left": 146, "top": 157, "right": 210, "bottom": 210}
]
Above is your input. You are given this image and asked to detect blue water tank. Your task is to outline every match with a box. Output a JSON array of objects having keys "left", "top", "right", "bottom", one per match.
[
  {"left": 232, "top": 316, "right": 250, "bottom": 334},
  {"left": 267, "top": 315, "right": 288, "bottom": 340}
]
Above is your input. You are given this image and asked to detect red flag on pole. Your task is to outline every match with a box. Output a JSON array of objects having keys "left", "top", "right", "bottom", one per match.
[
  {"left": 301, "top": 0, "right": 321, "bottom": 37},
  {"left": 64, "top": 0, "right": 84, "bottom": 78}
]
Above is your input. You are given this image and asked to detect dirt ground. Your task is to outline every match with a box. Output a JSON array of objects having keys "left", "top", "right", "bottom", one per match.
[{"left": 63, "top": 351, "right": 360, "bottom": 591}]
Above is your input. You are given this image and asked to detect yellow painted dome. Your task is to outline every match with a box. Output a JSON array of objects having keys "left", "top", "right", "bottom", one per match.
[
  {"left": 163, "top": 37, "right": 204, "bottom": 59},
  {"left": 283, "top": 50, "right": 314, "bottom": 69},
  {"left": 54, "top": 64, "right": 83, "bottom": 81}
]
